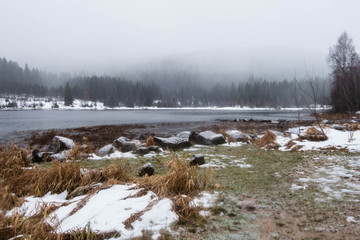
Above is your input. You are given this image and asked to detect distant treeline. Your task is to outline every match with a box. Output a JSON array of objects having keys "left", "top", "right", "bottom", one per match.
[{"left": 0, "top": 57, "right": 330, "bottom": 107}]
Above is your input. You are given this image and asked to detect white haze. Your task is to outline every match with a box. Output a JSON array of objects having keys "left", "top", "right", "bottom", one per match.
[{"left": 0, "top": 0, "right": 359, "bottom": 79}]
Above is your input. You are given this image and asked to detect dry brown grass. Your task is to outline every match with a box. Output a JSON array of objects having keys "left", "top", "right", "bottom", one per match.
[
  {"left": 100, "top": 163, "right": 134, "bottom": 184},
  {"left": 304, "top": 127, "right": 328, "bottom": 141},
  {"left": 173, "top": 195, "right": 203, "bottom": 224},
  {"left": 29, "top": 129, "right": 57, "bottom": 146},
  {"left": 145, "top": 136, "right": 156, "bottom": 147},
  {"left": 345, "top": 122, "right": 360, "bottom": 131},
  {"left": 317, "top": 111, "right": 357, "bottom": 121},
  {"left": 1, "top": 145, "right": 131, "bottom": 199},
  {"left": 1, "top": 144, "right": 211, "bottom": 236},
  {"left": 0, "top": 209, "right": 108, "bottom": 240},
  {"left": 242, "top": 134, "right": 251, "bottom": 143},
  {"left": 5, "top": 161, "right": 84, "bottom": 197},
  {"left": 0, "top": 207, "right": 58, "bottom": 240},
  {"left": 136, "top": 154, "right": 213, "bottom": 223},
  {"left": 0, "top": 144, "right": 29, "bottom": 179},
  {"left": 138, "top": 154, "right": 200, "bottom": 198},
  {"left": 219, "top": 129, "right": 235, "bottom": 144},
  {"left": 255, "top": 130, "right": 279, "bottom": 150},
  {"left": 0, "top": 186, "right": 23, "bottom": 211},
  {"left": 290, "top": 145, "right": 304, "bottom": 152},
  {"left": 123, "top": 201, "right": 156, "bottom": 230},
  {"left": 285, "top": 140, "right": 296, "bottom": 150}
]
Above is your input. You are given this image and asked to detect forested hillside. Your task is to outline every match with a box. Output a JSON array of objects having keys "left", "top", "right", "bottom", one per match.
[{"left": 0, "top": 57, "right": 330, "bottom": 108}]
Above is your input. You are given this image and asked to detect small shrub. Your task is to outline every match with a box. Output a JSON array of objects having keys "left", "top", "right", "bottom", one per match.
[
  {"left": 304, "top": 127, "right": 328, "bottom": 141},
  {"left": 145, "top": 136, "right": 155, "bottom": 147},
  {"left": 138, "top": 155, "right": 200, "bottom": 198},
  {"left": 255, "top": 130, "right": 279, "bottom": 150}
]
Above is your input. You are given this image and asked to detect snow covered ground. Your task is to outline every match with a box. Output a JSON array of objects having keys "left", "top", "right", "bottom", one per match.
[
  {"left": 270, "top": 126, "right": 360, "bottom": 152},
  {"left": 291, "top": 155, "right": 360, "bottom": 203},
  {"left": 0, "top": 96, "right": 106, "bottom": 110},
  {"left": 0, "top": 95, "right": 329, "bottom": 111},
  {"left": 7, "top": 184, "right": 216, "bottom": 239}
]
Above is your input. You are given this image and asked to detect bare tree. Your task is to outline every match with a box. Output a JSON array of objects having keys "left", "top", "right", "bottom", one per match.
[{"left": 327, "top": 32, "right": 360, "bottom": 112}]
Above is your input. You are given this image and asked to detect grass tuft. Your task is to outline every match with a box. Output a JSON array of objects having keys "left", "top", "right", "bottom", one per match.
[
  {"left": 255, "top": 130, "right": 279, "bottom": 150},
  {"left": 219, "top": 129, "right": 235, "bottom": 144},
  {"left": 304, "top": 127, "right": 328, "bottom": 141},
  {"left": 145, "top": 136, "right": 156, "bottom": 147}
]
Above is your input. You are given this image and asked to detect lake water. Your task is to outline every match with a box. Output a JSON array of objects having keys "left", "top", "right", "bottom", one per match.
[{"left": 0, "top": 109, "right": 311, "bottom": 144}]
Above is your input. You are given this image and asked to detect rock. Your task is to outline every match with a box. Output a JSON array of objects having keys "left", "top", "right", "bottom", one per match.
[
  {"left": 135, "top": 134, "right": 147, "bottom": 141},
  {"left": 136, "top": 147, "right": 150, "bottom": 155},
  {"left": 236, "top": 200, "right": 256, "bottom": 211},
  {"left": 200, "top": 131, "right": 226, "bottom": 144},
  {"left": 260, "top": 120, "right": 271, "bottom": 123},
  {"left": 98, "top": 144, "right": 116, "bottom": 156},
  {"left": 189, "top": 131, "right": 226, "bottom": 145},
  {"left": 248, "top": 134, "right": 258, "bottom": 141},
  {"left": 113, "top": 136, "right": 130, "bottom": 148},
  {"left": 138, "top": 163, "right": 155, "bottom": 177},
  {"left": 190, "top": 154, "right": 205, "bottom": 166},
  {"left": 148, "top": 146, "right": 161, "bottom": 152},
  {"left": 226, "top": 130, "right": 244, "bottom": 142},
  {"left": 153, "top": 136, "right": 192, "bottom": 150},
  {"left": 32, "top": 149, "right": 53, "bottom": 163},
  {"left": 121, "top": 142, "right": 140, "bottom": 152},
  {"left": 176, "top": 131, "right": 191, "bottom": 141},
  {"left": 334, "top": 126, "right": 344, "bottom": 131},
  {"left": 48, "top": 136, "right": 75, "bottom": 153},
  {"left": 51, "top": 150, "right": 71, "bottom": 161},
  {"left": 189, "top": 132, "right": 211, "bottom": 145},
  {"left": 113, "top": 137, "right": 141, "bottom": 152}
]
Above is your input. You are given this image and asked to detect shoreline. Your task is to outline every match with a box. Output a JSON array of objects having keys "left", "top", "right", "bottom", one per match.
[{"left": 16, "top": 119, "right": 316, "bottom": 149}]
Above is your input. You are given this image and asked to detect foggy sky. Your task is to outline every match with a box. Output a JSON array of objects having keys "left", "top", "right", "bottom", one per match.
[{"left": 0, "top": 0, "right": 359, "bottom": 76}]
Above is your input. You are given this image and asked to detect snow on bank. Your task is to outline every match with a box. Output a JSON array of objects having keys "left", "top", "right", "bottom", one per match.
[
  {"left": 273, "top": 126, "right": 360, "bottom": 152},
  {"left": 89, "top": 151, "right": 138, "bottom": 160},
  {"left": 0, "top": 97, "right": 106, "bottom": 110},
  {"left": 7, "top": 184, "right": 217, "bottom": 239},
  {"left": 0, "top": 96, "right": 330, "bottom": 111},
  {"left": 8, "top": 185, "right": 177, "bottom": 239}
]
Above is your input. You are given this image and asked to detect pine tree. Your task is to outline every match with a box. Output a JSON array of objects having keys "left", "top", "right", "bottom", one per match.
[{"left": 64, "top": 82, "right": 73, "bottom": 106}]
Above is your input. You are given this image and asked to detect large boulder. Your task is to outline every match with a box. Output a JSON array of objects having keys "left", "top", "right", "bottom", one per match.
[
  {"left": 113, "top": 136, "right": 130, "bottom": 148},
  {"left": 226, "top": 130, "right": 245, "bottom": 142},
  {"left": 176, "top": 131, "right": 191, "bottom": 141},
  {"left": 190, "top": 154, "right": 205, "bottom": 166},
  {"left": 153, "top": 136, "right": 192, "bottom": 150},
  {"left": 138, "top": 163, "right": 155, "bottom": 177},
  {"left": 189, "top": 132, "right": 211, "bottom": 145},
  {"left": 48, "top": 136, "right": 75, "bottom": 153},
  {"left": 50, "top": 150, "right": 71, "bottom": 161},
  {"left": 136, "top": 147, "right": 151, "bottom": 155},
  {"left": 189, "top": 131, "right": 226, "bottom": 145},
  {"left": 148, "top": 146, "right": 161, "bottom": 152},
  {"left": 98, "top": 144, "right": 116, "bottom": 156},
  {"left": 113, "top": 137, "right": 141, "bottom": 153}
]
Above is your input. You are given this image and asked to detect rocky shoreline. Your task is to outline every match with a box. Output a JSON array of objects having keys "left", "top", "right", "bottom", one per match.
[{"left": 21, "top": 119, "right": 315, "bottom": 150}]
